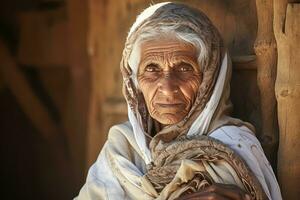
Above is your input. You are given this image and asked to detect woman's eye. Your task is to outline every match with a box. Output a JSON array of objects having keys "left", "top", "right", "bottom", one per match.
[
  {"left": 177, "top": 64, "right": 193, "bottom": 72},
  {"left": 145, "top": 65, "right": 160, "bottom": 72}
]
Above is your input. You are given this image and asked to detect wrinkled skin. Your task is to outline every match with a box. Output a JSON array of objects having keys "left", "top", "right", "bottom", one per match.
[
  {"left": 137, "top": 39, "right": 251, "bottom": 200},
  {"left": 137, "top": 38, "right": 202, "bottom": 125}
]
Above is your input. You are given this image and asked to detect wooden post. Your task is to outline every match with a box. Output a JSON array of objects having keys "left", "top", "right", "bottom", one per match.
[
  {"left": 86, "top": 0, "right": 106, "bottom": 168},
  {"left": 0, "top": 40, "right": 61, "bottom": 141},
  {"left": 274, "top": 0, "right": 300, "bottom": 199},
  {"left": 0, "top": 38, "right": 76, "bottom": 198},
  {"left": 254, "top": 0, "right": 278, "bottom": 165},
  {"left": 66, "top": 0, "right": 91, "bottom": 185},
  {"left": 67, "top": 0, "right": 104, "bottom": 186}
]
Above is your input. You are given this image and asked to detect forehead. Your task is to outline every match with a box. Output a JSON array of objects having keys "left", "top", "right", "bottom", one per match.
[{"left": 140, "top": 38, "right": 197, "bottom": 61}]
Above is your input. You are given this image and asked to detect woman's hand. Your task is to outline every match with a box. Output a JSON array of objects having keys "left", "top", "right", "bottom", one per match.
[{"left": 175, "top": 183, "right": 252, "bottom": 200}]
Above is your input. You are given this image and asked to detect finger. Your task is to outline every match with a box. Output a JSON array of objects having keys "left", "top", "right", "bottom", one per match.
[
  {"left": 176, "top": 191, "right": 230, "bottom": 200},
  {"left": 204, "top": 183, "right": 250, "bottom": 200},
  {"left": 216, "top": 183, "right": 252, "bottom": 200}
]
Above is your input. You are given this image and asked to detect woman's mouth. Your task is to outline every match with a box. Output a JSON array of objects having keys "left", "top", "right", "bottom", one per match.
[{"left": 155, "top": 103, "right": 184, "bottom": 108}]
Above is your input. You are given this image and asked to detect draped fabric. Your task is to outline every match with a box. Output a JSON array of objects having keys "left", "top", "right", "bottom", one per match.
[
  {"left": 75, "top": 2, "right": 282, "bottom": 200},
  {"left": 75, "top": 124, "right": 281, "bottom": 200}
]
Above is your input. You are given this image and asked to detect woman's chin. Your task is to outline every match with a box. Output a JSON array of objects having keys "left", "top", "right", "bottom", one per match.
[{"left": 154, "top": 113, "right": 185, "bottom": 126}]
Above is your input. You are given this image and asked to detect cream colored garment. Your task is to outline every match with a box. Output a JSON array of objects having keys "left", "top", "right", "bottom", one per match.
[{"left": 75, "top": 123, "right": 281, "bottom": 200}]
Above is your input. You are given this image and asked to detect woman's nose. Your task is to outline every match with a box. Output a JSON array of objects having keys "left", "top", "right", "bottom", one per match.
[{"left": 157, "top": 73, "right": 179, "bottom": 95}]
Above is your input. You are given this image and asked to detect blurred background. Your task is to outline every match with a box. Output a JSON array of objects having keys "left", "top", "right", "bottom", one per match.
[{"left": 0, "top": 0, "right": 270, "bottom": 199}]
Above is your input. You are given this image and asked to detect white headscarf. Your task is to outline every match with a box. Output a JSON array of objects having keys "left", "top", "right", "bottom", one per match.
[{"left": 124, "top": 2, "right": 251, "bottom": 165}]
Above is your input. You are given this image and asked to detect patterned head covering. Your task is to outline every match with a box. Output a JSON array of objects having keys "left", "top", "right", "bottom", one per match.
[{"left": 121, "top": 2, "right": 253, "bottom": 164}]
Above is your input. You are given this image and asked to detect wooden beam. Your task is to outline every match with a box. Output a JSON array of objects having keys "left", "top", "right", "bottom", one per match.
[
  {"left": 18, "top": 8, "right": 68, "bottom": 67},
  {"left": 274, "top": 1, "right": 300, "bottom": 199},
  {"left": 0, "top": 39, "right": 60, "bottom": 140},
  {"left": 232, "top": 55, "right": 257, "bottom": 70},
  {"left": 66, "top": 0, "right": 93, "bottom": 184},
  {"left": 254, "top": 0, "right": 279, "bottom": 165},
  {"left": 0, "top": 38, "right": 76, "bottom": 194},
  {"left": 85, "top": 0, "right": 108, "bottom": 168}
]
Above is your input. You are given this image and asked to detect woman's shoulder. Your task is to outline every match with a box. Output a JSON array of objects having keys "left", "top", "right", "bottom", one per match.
[
  {"left": 106, "top": 121, "right": 143, "bottom": 155},
  {"left": 209, "top": 125, "right": 265, "bottom": 163},
  {"left": 109, "top": 121, "right": 132, "bottom": 132},
  {"left": 209, "top": 125, "right": 261, "bottom": 147},
  {"left": 107, "top": 121, "right": 133, "bottom": 140},
  {"left": 209, "top": 126, "right": 281, "bottom": 200}
]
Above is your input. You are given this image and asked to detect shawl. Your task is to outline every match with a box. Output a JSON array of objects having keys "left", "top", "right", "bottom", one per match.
[{"left": 75, "top": 2, "right": 282, "bottom": 200}]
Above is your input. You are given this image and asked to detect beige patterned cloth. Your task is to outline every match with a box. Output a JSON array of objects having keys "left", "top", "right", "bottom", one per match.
[
  {"left": 145, "top": 134, "right": 267, "bottom": 200},
  {"left": 75, "top": 123, "right": 281, "bottom": 200},
  {"left": 75, "top": 2, "right": 282, "bottom": 200}
]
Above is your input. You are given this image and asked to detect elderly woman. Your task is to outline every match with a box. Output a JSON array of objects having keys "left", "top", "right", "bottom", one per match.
[{"left": 76, "top": 2, "right": 281, "bottom": 200}]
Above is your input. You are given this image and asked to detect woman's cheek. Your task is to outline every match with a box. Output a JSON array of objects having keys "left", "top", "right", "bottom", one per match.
[
  {"left": 138, "top": 80, "right": 157, "bottom": 109},
  {"left": 179, "top": 76, "right": 201, "bottom": 102}
]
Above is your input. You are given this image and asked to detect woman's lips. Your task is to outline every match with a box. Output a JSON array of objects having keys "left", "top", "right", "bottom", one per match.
[
  {"left": 155, "top": 103, "right": 184, "bottom": 108},
  {"left": 154, "top": 102, "right": 186, "bottom": 112}
]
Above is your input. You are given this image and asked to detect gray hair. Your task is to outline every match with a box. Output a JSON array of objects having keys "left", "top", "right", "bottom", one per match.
[
  {"left": 128, "top": 24, "right": 208, "bottom": 79},
  {"left": 127, "top": 3, "right": 222, "bottom": 87}
]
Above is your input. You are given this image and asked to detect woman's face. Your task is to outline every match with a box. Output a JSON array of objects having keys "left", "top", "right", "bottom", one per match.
[{"left": 137, "top": 38, "right": 202, "bottom": 125}]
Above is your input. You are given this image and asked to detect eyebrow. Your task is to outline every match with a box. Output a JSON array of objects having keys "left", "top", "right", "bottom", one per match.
[
  {"left": 172, "top": 61, "right": 192, "bottom": 67},
  {"left": 139, "top": 54, "right": 199, "bottom": 72},
  {"left": 170, "top": 57, "right": 199, "bottom": 70}
]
